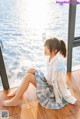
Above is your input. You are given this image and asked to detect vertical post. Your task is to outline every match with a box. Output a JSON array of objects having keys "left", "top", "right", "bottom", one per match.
[
  {"left": 0, "top": 47, "right": 10, "bottom": 90},
  {"left": 67, "top": 0, "right": 77, "bottom": 72}
]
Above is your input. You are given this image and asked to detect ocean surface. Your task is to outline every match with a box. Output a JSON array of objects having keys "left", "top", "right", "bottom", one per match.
[{"left": 0, "top": 0, "right": 80, "bottom": 89}]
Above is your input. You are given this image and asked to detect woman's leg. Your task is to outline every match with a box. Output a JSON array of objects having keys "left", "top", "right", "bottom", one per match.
[
  {"left": 7, "top": 68, "right": 36, "bottom": 97},
  {"left": 2, "top": 68, "right": 36, "bottom": 106}
]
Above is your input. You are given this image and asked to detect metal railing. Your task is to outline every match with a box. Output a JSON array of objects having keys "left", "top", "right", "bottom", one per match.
[
  {"left": 0, "top": 40, "right": 10, "bottom": 90},
  {"left": 67, "top": 0, "right": 80, "bottom": 71}
]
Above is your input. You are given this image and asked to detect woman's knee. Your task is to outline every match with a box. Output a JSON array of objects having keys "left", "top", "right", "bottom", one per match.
[
  {"left": 26, "top": 73, "right": 34, "bottom": 80},
  {"left": 27, "top": 68, "right": 36, "bottom": 74}
]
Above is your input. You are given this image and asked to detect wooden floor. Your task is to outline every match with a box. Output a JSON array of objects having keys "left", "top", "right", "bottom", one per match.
[{"left": 0, "top": 70, "right": 80, "bottom": 119}]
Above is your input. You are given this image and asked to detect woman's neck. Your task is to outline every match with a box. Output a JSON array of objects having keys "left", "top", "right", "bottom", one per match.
[{"left": 49, "top": 54, "right": 56, "bottom": 62}]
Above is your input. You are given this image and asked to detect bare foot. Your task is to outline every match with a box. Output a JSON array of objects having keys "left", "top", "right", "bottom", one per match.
[
  {"left": 2, "top": 98, "right": 19, "bottom": 107},
  {"left": 7, "top": 88, "right": 18, "bottom": 97}
]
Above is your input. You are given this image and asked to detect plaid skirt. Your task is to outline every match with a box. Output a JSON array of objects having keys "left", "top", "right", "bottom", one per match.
[{"left": 35, "top": 70, "right": 68, "bottom": 109}]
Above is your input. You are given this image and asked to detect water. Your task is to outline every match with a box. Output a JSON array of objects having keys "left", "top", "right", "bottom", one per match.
[{"left": 0, "top": 0, "right": 80, "bottom": 89}]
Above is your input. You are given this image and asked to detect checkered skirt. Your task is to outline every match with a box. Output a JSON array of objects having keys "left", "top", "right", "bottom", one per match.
[{"left": 35, "top": 70, "right": 68, "bottom": 109}]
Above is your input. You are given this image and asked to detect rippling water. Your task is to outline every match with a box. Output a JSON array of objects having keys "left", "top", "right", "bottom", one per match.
[{"left": 0, "top": 0, "right": 80, "bottom": 88}]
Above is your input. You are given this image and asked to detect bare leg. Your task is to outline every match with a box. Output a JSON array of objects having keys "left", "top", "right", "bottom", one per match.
[
  {"left": 2, "top": 68, "right": 36, "bottom": 106},
  {"left": 7, "top": 68, "right": 36, "bottom": 97}
]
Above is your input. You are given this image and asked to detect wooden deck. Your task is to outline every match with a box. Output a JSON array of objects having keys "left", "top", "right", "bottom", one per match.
[{"left": 0, "top": 70, "right": 80, "bottom": 119}]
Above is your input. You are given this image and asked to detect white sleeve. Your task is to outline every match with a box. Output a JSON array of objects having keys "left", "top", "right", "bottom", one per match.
[{"left": 56, "top": 70, "right": 77, "bottom": 104}]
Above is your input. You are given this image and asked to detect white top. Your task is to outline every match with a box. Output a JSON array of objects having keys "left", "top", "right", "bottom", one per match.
[
  {"left": 45, "top": 54, "right": 77, "bottom": 104},
  {"left": 45, "top": 54, "right": 59, "bottom": 82}
]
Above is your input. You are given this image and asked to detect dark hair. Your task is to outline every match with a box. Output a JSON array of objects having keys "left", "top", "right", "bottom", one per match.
[{"left": 44, "top": 37, "right": 66, "bottom": 57}]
